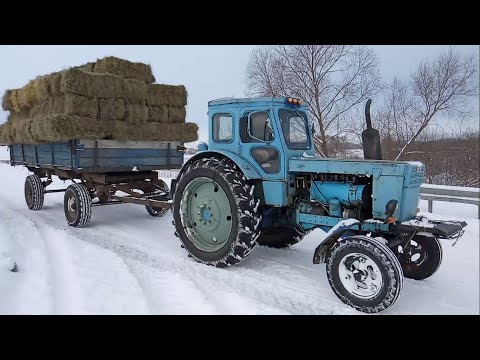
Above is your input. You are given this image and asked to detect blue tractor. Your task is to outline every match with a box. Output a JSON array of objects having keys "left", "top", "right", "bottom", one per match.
[{"left": 172, "top": 97, "right": 467, "bottom": 313}]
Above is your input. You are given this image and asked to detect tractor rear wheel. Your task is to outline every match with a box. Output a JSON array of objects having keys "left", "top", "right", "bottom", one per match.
[
  {"left": 256, "top": 226, "right": 305, "bottom": 248},
  {"left": 173, "top": 157, "right": 262, "bottom": 268}
]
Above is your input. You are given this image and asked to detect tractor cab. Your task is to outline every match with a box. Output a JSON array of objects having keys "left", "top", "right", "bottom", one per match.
[{"left": 204, "top": 97, "right": 315, "bottom": 181}]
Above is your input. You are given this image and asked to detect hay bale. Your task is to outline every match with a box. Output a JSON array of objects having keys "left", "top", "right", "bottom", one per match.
[
  {"left": 0, "top": 118, "right": 33, "bottom": 144},
  {"left": 26, "top": 96, "right": 65, "bottom": 118},
  {"left": 9, "top": 90, "right": 22, "bottom": 113},
  {"left": 94, "top": 56, "right": 155, "bottom": 84},
  {"left": 147, "top": 105, "right": 168, "bottom": 122},
  {"left": 110, "top": 121, "right": 198, "bottom": 142},
  {"left": 147, "top": 105, "right": 186, "bottom": 123},
  {"left": 29, "top": 115, "right": 109, "bottom": 143},
  {"left": 61, "top": 68, "right": 147, "bottom": 100},
  {"left": 35, "top": 76, "right": 51, "bottom": 103},
  {"left": 125, "top": 100, "right": 148, "bottom": 124},
  {"left": 64, "top": 93, "right": 98, "bottom": 118},
  {"left": 13, "top": 118, "right": 35, "bottom": 143},
  {"left": 0, "top": 122, "right": 11, "bottom": 144},
  {"left": 99, "top": 98, "right": 125, "bottom": 120},
  {"left": 167, "top": 106, "right": 186, "bottom": 123},
  {"left": 2, "top": 90, "right": 13, "bottom": 112},
  {"left": 147, "top": 84, "right": 187, "bottom": 107},
  {"left": 74, "top": 62, "right": 95, "bottom": 72},
  {"left": 8, "top": 110, "right": 30, "bottom": 122},
  {"left": 50, "top": 72, "right": 63, "bottom": 95},
  {"left": 16, "top": 81, "right": 38, "bottom": 111}
]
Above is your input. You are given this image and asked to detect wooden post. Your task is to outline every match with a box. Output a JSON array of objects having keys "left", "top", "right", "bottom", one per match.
[{"left": 428, "top": 199, "right": 433, "bottom": 213}]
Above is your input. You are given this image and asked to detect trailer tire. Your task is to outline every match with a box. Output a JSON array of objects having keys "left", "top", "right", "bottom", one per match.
[
  {"left": 257, "top": 226, "right": 305, "bottom": 248},
  {"left": 64, "top": 183, "right": 92, "bottom": 228},
  {"left": 145, "top": 179, "right": 170, "bottom": 217},
  {"left": 173, "top": 157, "right": 262, "bottom": 268},
  {"left": 24, "top": 174, "right": 45, "bottom": 211},
  {"left": 326, "top": 235, "right": 404, "bottom": 313},
  {"left": 145, "top": 205, "right": 168, "bottom": 217}
]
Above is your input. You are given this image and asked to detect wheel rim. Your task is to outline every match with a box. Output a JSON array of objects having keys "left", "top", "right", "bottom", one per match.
[
  {"left": 66, "top": 194, "right": 77, "bottom": 221},
  {"left": 338, "top": 252, "right": 383, "bottom": 299},
  {"left": 180, "top": 177, "right": 233, "bottom": 252},
  {"left": 400, "top": 240, "right": 428, "bottom": 272},
  {"left": 25, "top": 181, "right": 33, "bottom": 206}
]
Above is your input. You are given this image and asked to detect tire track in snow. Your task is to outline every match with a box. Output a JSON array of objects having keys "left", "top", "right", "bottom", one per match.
[
  {"left": 3, "top": 190, "right": 355, "bottom": 314},
  {"left": 0, "top": 204, "right": 54, "bottom": 314},
  {"left": 5, "top": 204, "right": 85, "bottom": 314},
  {"left": 48, "top": 218, "right": 353, "bottom": 314}
]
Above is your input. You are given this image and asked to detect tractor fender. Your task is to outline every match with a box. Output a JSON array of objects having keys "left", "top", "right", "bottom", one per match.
[
  {"left": 312, "top": 219, "right": 361, "bottom": 264},
  {"left": 181, "top": 150, "right": 263, "bottom": 180}
]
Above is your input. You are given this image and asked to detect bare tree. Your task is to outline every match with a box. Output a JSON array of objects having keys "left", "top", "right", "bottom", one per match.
[
  {"left": 245, "top": 45, "right": 381, "bottom": 156},
  {"left": 394, "top": 47, "right": 479, "bottom": 160}
]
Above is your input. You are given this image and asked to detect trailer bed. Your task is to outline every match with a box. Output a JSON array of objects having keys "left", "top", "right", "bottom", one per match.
[{"left": 9, "top": 140, "right": 185, "bottom": 173}]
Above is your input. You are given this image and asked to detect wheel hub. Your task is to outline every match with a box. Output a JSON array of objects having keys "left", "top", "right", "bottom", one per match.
[
  {"left": 180, "top": 177, "right": 233, "bottom": 252},
  {"left": 67, "top": 196, "right": 77, "bottom": 216},
  {"left": 338, "top": 253, "right": 383, "bottom": 299},
  {"left": 401, "top": 241, "right": 427, "bottom": 269}
]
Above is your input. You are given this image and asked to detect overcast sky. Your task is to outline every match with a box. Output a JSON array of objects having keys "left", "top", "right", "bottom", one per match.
[{"left": 0, "top": 45, "right": 478, "bottom": 144}]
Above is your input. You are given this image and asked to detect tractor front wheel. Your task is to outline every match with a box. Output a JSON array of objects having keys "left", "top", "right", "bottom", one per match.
[
  {"left": 173, "top": 157, "right": 262, "bottom": 268},
  {"left": 397, "top": 236, "right": 443, "bottom": 280},
  {"left": 326, "top": 236, "right": 404, "bottom": 313}
]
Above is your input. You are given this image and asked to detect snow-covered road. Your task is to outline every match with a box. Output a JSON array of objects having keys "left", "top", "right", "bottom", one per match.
[{"left": 0, "top": 146, "right": 478, "bottom": 315}]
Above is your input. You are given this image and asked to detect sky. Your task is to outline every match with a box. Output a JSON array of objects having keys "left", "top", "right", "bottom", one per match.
[{"left": 0, "top": 45, "right": 478, "bottom": 145}]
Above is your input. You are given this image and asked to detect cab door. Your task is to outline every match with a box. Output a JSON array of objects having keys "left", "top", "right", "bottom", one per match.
[{"left": 238, "top": 108, "right": 288, "bottom": 206}]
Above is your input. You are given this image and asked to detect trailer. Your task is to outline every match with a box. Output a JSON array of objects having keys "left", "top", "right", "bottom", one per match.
[{"left": 9, "top": 139, "right": 185, "bottom": 227}]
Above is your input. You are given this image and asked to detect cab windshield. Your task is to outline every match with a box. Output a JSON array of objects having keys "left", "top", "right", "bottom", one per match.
[{"left": 278, "top": 109, "right": 311, "bottom": 150}]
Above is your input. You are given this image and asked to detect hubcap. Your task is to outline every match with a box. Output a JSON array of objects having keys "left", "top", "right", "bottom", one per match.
[
  {"left": 67, "top": 196, "right": 77, "bottom": 216},
  {"left": 180, "top": 177, "right": 233, "bottom": 252},
  {"left": 338, "top": 253, "right": 383, "bottom": 299}
]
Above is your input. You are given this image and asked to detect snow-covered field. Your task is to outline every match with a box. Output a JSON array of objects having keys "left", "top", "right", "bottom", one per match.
[{"left": 0, "top": 145, "right": 478, "bottom": 315}]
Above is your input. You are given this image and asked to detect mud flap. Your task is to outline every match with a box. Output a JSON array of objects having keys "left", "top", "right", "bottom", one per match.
[{"left": 313, "top": 220, "right": 361, "bottom": 264}]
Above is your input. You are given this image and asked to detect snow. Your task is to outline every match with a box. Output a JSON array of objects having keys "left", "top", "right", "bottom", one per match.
[
  {"left": 421, "top": 183, "right": 480, "bottom": 193},
  {"left": 407, "top": 161, "right": 425, "bottom": 167},
  {"left": 322, "top": 218, "right": 360, "bottom": 238},
  {"left": 0, "top": 253, "right": 15, "bottom": 272},
  {"left": 0, "top": 145, "right": 478, "bottom": 315}
]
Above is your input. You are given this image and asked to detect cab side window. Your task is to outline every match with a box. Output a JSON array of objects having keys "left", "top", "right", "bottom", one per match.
[{"left": 212, "top": 113, "right": 233, "bottom": 142}]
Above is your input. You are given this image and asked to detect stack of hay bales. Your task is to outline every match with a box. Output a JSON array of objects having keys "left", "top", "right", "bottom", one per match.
[{"left": 0, "top": 56, "right": 198, "bottom": 145}]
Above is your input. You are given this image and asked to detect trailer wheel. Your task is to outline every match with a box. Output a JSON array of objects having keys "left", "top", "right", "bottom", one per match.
[
  {"left": 64, "top": 183, "right": 92, "bottom": 228},
  {"left": 397, "top": 236, "right": 442, "bottom": 280},
  {"left": 173, "top": 157, "right": 262, "bottom": 268},
  {"left": 24, "top": 174, "right": 45, "bottom": 211},
  {"left": 145, "top": 205, "right": 168, "bottom": 217},
  {"left": 257, "top": 226, "right": 305, "bottom": 248},
  {"left": 326, "top": 236, "right": 404, "bottom": 313},
  {"left": 145, "top": 179, "right": 170, "bottom": 217}
]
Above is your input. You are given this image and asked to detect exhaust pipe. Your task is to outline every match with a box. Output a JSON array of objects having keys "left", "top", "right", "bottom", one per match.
[{"left": 361, "top": 99, "right": 382, "bottom": 160}]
